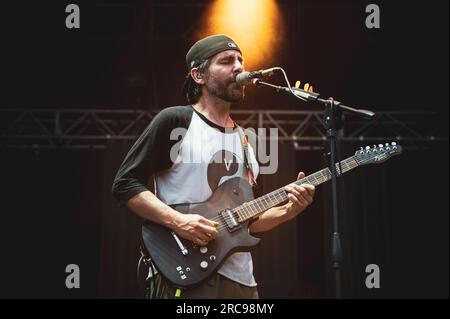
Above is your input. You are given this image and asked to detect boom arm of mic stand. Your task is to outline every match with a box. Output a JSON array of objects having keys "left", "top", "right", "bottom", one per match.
[{"left": 254, "top": 80, "right": 376, "bottom": 120}]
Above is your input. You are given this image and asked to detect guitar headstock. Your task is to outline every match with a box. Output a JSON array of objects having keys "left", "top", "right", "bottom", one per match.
[{"left": 354, "top": 142, "right": 402, "bottom": 166}]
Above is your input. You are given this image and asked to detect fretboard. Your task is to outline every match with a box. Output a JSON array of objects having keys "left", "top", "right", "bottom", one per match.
[{"left": 235, "top": 156, "right": 359, "bottom": 223}]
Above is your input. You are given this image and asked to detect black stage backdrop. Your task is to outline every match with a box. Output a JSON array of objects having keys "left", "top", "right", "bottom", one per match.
[
  {"left": 0, "top": 0, "right": 448, "bottom": 298},
  {"left": 0, "top": 141, "right": 447, "bottom": 298}
]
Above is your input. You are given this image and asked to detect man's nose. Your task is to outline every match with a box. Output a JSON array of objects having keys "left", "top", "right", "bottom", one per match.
[{"left": 233, "top": 60, "right": 244, "bottom": 73}]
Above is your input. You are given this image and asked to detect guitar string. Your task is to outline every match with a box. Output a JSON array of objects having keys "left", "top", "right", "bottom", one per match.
[
  {"left": 211, "top": 159, "right": 361, "bottom": 232},
  {"left": 209, "top": 158, "right": 358, "bottom": 226},
  {"left": 212, "top": 191, "right": 289, "bottom": 232},
  {"left": 210, "top": 159, "right": 360, "bottom": 231},
  {"left": 212, "top": 173, "right": 333, "bottom": 232},
  {"left": 185, "top": 154, "right": 383, "bottom": 234}
]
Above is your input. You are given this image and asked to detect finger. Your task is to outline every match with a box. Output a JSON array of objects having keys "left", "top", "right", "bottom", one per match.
[
  {"left": 194, "top": 238, "right": 208, "bottom": 246},
  {"left": 291, "top": 185, "right": 309, "bottom": 206},
  {"left": 286, "top": 184, "right": 301, "bottom": 199},
  {"left": 295, "top": 184, "right": 313, "bottom": 203},
  {"left": 195, "top": 231, "right": 210, "bottom": 243},
  {"left": 300, "top": 191, "right": 313, "bottom": 204},
  {"left": 285, "top": 184, "right": 299, "bottom": 196},
  {"left": 303, "top": 184, "right": 316, "bottom": 197},
  {"left": 198, "top": 224, "right": 219, "bottom": 236},
  {"left": 288, "top": 193, "right": 301, "bottom": 207},
  {"left": 200, "top": 216, "right": 219, "bottom": 227},
  {"left": 297, "top": 171, "right": 305, "bottom": 180}
]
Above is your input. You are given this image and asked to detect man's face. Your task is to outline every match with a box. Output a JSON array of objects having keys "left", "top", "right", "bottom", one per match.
[{"left": 202, "top": 50, "right": 244, "bottom": 103}]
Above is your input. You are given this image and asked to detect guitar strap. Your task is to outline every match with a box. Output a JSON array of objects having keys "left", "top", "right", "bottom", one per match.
[{"left": 235, "top": 124, "right": 257, "bottom": 187}]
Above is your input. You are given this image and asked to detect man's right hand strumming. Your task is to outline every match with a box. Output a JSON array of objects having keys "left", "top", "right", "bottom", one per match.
[{"left": 172, "top": 213, "right": 219, "bottom": 246}]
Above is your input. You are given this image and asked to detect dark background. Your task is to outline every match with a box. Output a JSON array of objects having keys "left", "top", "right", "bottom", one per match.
[{"left": 0, "top": 0, "right": 448, "bottom": 298}]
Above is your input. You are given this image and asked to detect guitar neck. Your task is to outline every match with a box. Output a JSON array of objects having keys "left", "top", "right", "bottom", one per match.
[{"left": 235, "top": 155, "right": 360, "bottom": 223}]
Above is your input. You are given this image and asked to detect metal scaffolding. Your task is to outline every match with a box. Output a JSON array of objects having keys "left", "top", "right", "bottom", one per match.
[{"left": 0, "top": 109, "right": 447, "bottom": 150}]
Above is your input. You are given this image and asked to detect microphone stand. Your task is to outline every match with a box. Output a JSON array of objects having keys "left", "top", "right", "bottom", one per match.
[{"left": 254, "top": 79, "right": 375, "bottom": 298}]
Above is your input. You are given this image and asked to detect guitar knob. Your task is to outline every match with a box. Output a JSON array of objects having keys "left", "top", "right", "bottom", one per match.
[
  {"left": 199, "top": 246, "right": 208, "bottom": 254},
  {"left": 210, "top": 255, "right": 216, "bottom": 262},
  {"left": 200, "top": 261, "right": 208, "bottom": 269}
]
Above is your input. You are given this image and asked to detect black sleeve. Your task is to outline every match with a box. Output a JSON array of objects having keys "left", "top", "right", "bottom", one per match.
[{"left": 111, "top": 106, "right": 193, "bottom": 205}]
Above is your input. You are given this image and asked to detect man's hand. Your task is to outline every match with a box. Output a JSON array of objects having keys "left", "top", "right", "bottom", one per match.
[
  {"left": 173, "top": 213, "right": 219, "bottom": 246},
  {"left": 284, "top": 171, "right": 315, "bottom": 219}
]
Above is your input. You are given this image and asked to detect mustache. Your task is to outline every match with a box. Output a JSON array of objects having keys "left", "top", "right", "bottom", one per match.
[{"left": 230, "top": 73, "right": 242, "bottom": 84}]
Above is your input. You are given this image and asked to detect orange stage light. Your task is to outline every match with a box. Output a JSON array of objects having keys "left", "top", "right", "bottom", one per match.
[{"left": 197, "top": 0, "right": 285, "bottom": 70}]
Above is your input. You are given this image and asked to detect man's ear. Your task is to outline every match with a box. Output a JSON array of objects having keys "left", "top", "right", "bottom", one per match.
[{"left": 191, "top": 68, "right": 205, "bottom": 85}]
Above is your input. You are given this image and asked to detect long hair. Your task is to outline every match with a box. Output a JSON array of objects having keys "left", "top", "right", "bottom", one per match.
[{"left": 182, "top": 59, "right": 211, "bottom": 104}]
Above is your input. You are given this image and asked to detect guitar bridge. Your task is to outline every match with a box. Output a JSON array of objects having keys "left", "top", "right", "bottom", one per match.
[{"left": 220, "top": 209, "right": 241, "bottom": 232}]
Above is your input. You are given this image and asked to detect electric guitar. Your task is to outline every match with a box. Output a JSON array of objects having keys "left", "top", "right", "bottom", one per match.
[{"left": 142, "top": 142, "right": 402, "bottom": 288}]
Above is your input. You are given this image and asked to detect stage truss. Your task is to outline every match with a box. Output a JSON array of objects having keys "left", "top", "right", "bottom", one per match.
[{"left": 0, "top": 109, "right": 447, "bottom": 150}]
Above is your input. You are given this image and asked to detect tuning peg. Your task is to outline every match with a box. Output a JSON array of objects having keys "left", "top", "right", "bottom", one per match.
[
  {"left": 373, "top": 145, "right": 377, "bottom": 151},
  {"left": 378, "top": 144, "right": 383, "bottom": 148},
  {"left": 295, "top": 81, "right": 301, "bottom": 88},
  {"left": 391, "top": 142, "right": 397, "bottom": 145}
]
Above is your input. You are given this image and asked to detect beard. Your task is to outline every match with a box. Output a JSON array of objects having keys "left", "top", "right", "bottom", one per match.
[{"left": 204, "top": 73, "right": 244, "bottom": 103}]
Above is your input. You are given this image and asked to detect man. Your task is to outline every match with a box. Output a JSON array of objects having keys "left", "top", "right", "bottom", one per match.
[{"left": 112, "top": 34, "right": 315, "bottom": 299}]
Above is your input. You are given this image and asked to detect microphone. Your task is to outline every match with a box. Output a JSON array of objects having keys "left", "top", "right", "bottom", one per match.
[{"left": 235, "top": 67, "right": 280, "bottom": 86}]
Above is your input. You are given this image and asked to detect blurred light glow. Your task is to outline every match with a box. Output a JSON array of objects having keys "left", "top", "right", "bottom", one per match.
[{"left": 198, "top": 0, "right": 285, "bottom": 70}]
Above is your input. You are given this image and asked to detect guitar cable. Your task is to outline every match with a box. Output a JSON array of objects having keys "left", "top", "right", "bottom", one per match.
[
  {"left": 137, "top": 245, "right": 155, "bottom": 298},
  {"left": 137, "top": 246, "right": 179, "bottom": 299}
]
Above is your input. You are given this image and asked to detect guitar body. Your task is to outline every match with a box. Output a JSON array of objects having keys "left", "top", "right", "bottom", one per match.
[
  {"left": 141, "top": 142, "right": 402, "bottom": 288},
  {"left": 141, "top": 177, "right": 261, "bottom": 288}
]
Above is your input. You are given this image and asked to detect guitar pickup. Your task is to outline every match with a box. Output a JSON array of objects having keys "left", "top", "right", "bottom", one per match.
[{"left": 220, "top": 209, "right": 241, "bottom": 232}]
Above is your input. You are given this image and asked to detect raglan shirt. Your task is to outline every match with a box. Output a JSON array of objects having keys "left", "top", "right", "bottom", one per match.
[{"left": 112, "top": 105, "right": 260, "bottom": 287}]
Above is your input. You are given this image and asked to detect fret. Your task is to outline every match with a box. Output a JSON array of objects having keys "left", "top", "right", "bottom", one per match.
[
  {"left": 250, "top": 202, "right": 259, "bottom": 215},
  {"left": 241, "top": 204, "right": 249, "bottom": 219},
  {"left": 261, "top": 196, "right": 270, "bottom": 208},
  {"left": 269, "top": 191, "right": 281, "bottom": 205},
  {"left": 236, "top": 205, "right": 246, "bottom": 221},
  {"left": 276, "top": 189, "right": 288, "bottom": 202},
  {"left": 244, "top": 204, "right": 251, "bottom": 217},
  {"left": 237, "top": 156, "right": 361, "bottom": 223},
  {"left": 320, "top": 169, "right": 329, "bottom": 181},
  {"left": 265, "top": 194, "right": 275, "bottom": 206},
  {"left": 254, "top": 199, "right": 263, "bottom": 211},
  {"left": 313, "top": 173, "right": 320, "bottom": 183},
  {"left": 313, "top": 173, "right": 322, "bottom": 184},
  {"left": 311, "top": 174, "right": 320, "bottom": 185},
  {"left": 256, "top": 199, "right": 263, "bottom": 209}
]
